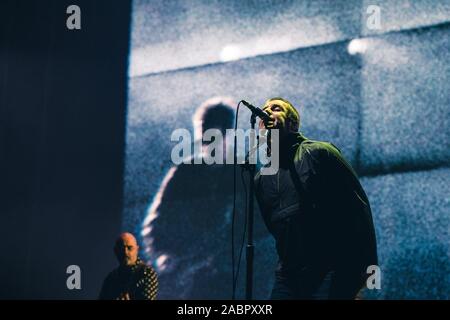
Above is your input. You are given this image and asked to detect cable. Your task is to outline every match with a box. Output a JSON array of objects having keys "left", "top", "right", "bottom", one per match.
[
  {"left": 231, "top": 101, "right": 241, "bottom": 299},
  {"left": 233, "top": 166, "right": 248, "bottom": 296}
]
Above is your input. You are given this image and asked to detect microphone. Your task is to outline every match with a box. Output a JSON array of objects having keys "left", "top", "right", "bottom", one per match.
[{"left": 241, "top": 100, "right": 272, "bottom": 123}]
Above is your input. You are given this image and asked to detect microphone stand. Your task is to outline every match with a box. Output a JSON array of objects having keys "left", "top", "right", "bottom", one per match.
[{"left": 240, "top": 114, "right": 257, "bottom": 300}]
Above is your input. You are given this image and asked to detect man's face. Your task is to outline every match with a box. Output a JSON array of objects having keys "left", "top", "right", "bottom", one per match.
[
  {"left": 259, "top": 100, "right": 297, "bottom": 138},
  {"left": 114, "top": 234, "right": 139, "bottom": 267}
]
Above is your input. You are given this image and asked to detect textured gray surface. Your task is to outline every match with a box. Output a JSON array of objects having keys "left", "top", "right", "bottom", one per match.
[
  {"left": 362, "top": 0, "right": 450, "bottom": 36},
  {"left": 125, "top": 1, "right": 450, "bottom": 299},
  {"left": 130, "top": 0, "right": 361, "bottom": 75},
  {"left": 361, "top": 168, "right": 450, "bottom": 299},
  {"left": 130, "top": 0, "right": 450, "bottom": 75},
  {"left": 360, "top": 25, "right": 450, "bottom": 174}
]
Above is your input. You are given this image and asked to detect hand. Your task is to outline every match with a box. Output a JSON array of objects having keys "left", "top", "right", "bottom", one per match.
[
  {"left": 259, "top": 118, "right": 277, "bottom": 130},
  {"left": 117, "top": 292, "right": 130, "bottom": 300}
]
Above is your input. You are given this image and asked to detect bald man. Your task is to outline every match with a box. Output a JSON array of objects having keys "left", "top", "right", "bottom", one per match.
[{"left": 99, "top": 233, "right": 158, "bottom": 300}]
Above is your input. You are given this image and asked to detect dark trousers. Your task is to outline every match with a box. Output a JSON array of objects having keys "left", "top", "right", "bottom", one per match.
[{"left": 270, "top": 267, "right": 365, "bottom": 300}]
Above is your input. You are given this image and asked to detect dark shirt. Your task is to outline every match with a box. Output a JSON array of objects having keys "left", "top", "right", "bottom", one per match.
[{"left": 99, "top": 258, "right": 158, "bottom": 300}]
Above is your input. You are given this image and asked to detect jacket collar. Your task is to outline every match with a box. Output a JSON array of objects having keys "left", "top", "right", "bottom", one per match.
[{"left": 279, "top": 132, "right": 307, "bottom": 166}]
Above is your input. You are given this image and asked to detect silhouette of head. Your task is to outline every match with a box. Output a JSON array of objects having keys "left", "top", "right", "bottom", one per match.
[{"left": 192, "top": 97, "right": 235, "bottom": 143}]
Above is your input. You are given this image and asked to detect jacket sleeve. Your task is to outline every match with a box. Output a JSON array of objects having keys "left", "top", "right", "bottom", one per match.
[
  {"left": 297, "top": 142, "right": 378, "bottom": 268},
  {"left": 296, "top": 142, "right": 361, "bottom": 208}
]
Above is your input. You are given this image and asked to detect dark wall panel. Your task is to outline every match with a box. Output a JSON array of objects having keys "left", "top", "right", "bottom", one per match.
[{"left": 0, "top": 0, "right": 131, "bottom": 299}]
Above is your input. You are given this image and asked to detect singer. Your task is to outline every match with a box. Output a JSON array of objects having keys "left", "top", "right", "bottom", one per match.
[{"left": 254, "top": 97, "right": 378, "bottom": 299}]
